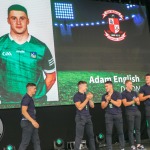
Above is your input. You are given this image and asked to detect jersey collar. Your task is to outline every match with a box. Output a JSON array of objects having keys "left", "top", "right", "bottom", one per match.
[{"left": 9, "top": 33, "right": 31, "bottom": 43}]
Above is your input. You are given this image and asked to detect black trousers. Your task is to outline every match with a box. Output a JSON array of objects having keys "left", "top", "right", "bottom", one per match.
[
  {"left": 105, "top": 113, "right": 125, "bottom": 150},
  {"left": 74, "top": 115, "right": 96, "bottom": 150},
  {"left": 145, "top": 106, "right": 150, "bottom": 139},
  {"left": 126, "top": 110, "right": 141, "bottom": 146},
  {"left": 18, "top": 120, "right": 41, "bottom": 150}
]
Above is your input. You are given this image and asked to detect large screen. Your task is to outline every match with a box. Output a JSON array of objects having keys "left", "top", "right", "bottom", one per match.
[{"left": 0, "top": 0, "right": 150, "bottom": 109}]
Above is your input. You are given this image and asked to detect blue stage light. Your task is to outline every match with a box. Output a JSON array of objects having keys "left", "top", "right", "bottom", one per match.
[
  {"left": 102, "top": 21, "right": 105, "bottom": 24},
  {"left": 125, "top": 16, "right": 129, "bottom": 20},
  {"left": 91, "top": 22, "right": 94, "bottom": 26}
]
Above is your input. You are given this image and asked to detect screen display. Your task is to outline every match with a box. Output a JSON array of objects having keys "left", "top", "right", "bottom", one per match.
[{"left": 0, "top": 0, "right": 150, "bottom": 108}]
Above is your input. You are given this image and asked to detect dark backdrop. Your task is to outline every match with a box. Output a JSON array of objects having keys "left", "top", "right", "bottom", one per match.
[{"left": 0, "top": 103, "right": 148, "bottom": 150}]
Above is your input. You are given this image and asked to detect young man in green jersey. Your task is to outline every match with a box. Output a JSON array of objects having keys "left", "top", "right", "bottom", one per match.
[{"left": 0, "top": 4, "right": 56, "bottom": 103}]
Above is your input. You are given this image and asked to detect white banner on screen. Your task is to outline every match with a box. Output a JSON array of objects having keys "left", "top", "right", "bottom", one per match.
[{"left": 0, "top": 0, "right": 59, "bottom": 101}]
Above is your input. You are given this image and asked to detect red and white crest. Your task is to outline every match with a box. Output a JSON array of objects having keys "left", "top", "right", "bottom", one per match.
[
  {"left": 102, "top": 10, "right": 126, "bottom": 42},
  {"left": 108, "top": 18, "right": 120, "bottom": 34}
]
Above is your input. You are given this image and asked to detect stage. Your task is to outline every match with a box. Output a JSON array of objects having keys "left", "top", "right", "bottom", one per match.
[{"left": 97, "top": 139, "right": 150, "bottom": 150}]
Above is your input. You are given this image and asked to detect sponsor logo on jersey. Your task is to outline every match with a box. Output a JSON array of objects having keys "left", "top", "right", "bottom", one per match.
[
  {"left": 102, "top": 10, "right": 126, "bottom": 42},
  {"left": 30, "top": 52, "right": 37, "bottom": 58},
  {"left": 16, "top": 50, "right": 25, "bottom": 53},
  {"left": 2, "top": 52, "right": 12, "bottom": 56}
]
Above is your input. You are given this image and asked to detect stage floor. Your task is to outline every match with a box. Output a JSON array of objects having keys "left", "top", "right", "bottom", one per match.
[{"left": 97, "top": 139, "right": 150, "bottom": 150}]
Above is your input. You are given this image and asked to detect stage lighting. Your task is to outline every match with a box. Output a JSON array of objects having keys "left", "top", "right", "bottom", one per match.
[
  {"left": 54, "top": 138, "right": 65, "bottom": 150},
  {"left": 3, "top": 144, "right": 16, "bottom": 150},
  {"left": 96, "top": 133, "right": 106, "bottom": 148}
]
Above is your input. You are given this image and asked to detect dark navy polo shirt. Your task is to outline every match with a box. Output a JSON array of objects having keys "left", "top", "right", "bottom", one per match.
[
  {"left": 73, "top": 92, "right": 90, "bottom": 116},
  {"left": 21, "top": 93, "right": 36, "bottom": 119},
  {"left": 102, "top": 90, "right": 122, "bottom": 115},
  {"left": 122, "top": 90, "right": 138, "bottom": 111},
  {"left": 139, "top": 84, "right": 150, "bottom": 106}
]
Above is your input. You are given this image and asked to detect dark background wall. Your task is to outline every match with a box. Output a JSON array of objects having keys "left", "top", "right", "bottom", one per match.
[{"left": 0, "top": 103, "right": 148, "bottom": 150}]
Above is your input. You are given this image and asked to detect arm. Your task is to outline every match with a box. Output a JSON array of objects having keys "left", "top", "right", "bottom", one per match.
[
  {"left": 75, "top": 93, "right": 92, "bottom": 110},
  {"left": 134, "top": 97, "right": 140, "bottom": 105},
  {"left": 101, "top": 95, "right": 110, "bottom": 109},
  {"left": 22, "top": 106, "right": 39, "bottom": 128},
  {"left": 110, "top": 99, "right": 122, "bottom": 107},
  {"left": 75, "top": 98, "right": 89, "bottom": 111},
  {"left": 122, "top": 98, "right": 135, "bottom": 106},
  {"left": 101, "top": 101, "right": 109, "bottom": 109},
  {"left": 139, "top": 93, "right": 150, "bottom": 102},
  {"left": 45, "top": 71, "right": 56, "bottom": 91},
  {"left": 89, "top": 100, "right": 94, "bottom": 108}
]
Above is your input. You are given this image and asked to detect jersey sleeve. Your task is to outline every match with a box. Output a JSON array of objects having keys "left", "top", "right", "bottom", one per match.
[
  {"left": 73, "top": 94, "right": 80, "bottom": 103},
  {"left": 42, "top": 46, "right": 55, "bottom": 73},
  {"left": 117, "top": 92, "right": 122, "bottom": 100},
  {"left": 21, "top": 97, "right": 30, "bottom": 106},
  {"left": 139, "top": 86, "right": 144, "bottom": 94},
  {"left": 121, "top": 92, "right": 126, "bottom": 99},
  {"left": 101, "top": 94, "right": 106, "bottom": 102}
]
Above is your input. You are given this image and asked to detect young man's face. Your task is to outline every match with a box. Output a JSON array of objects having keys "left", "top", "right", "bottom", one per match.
[
  {"left": 105, "top": 83, "right": 113, "bottom": 93},
  {"left": 79, "top": 83, "right": 87, "bottom": 93},
  {"left": 145, "top": 76, "right": 150, "bottom": 85},
  {"left": 7, "top": 10, "right": 29, "bottom": 35},
  {"left": 126, "top": 81, "right": 133, "bottom": 91},
  {"left": 29, "top": 86, "right": 37, "bottom": 95}
]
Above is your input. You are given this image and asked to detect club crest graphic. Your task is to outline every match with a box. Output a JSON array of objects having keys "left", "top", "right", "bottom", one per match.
[{"left": 102, "top": 10, "right": 126, "bottom": 41}]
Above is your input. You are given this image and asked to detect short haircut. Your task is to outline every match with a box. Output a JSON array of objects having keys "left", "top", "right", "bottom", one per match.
[
  {"left": 125, "top": 80, "right": 132, "bottom": 84},
  {"left": 104, "top": 81, "right": 113, "bottom": 85},
  {"left": 26, "top": 83, "right": 36, "bottom": 88},
  {"left": 8, "top": 4, "right": 28, "bottom": 16},
  {"left": 77, "top": 81, "right": 87, "bottom": 86},
  {"left": 145, "top": 73, "right": 150, "bottom": 77}
]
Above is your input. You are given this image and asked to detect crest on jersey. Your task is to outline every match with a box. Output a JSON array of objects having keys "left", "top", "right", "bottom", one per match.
[
  {"left": 30, "top": 52, "right": 37, "bottom": 58},
  {"left": 102, "top": 10, "right": 126, "bottom": 42}
]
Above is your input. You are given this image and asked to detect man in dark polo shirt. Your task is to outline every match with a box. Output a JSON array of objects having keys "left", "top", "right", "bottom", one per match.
[
  {"left": 101, "top": 81, "right": 125, "bottom": 150},
  {"left": 122, "top": 80, "right": 144, "bottom": 150},
  {"left": 139, "top": 73, "right": 150, "bottom": 139},
  {"left": 73, "top": 81, "right": 96, "bottom": 150},
  {"left": 18, "top": 83, "right": 41, "bottom": 150}
]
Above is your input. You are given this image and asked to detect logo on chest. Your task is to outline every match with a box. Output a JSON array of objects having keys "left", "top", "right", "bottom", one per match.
[
  {"left": 30, "top": 52, "right": 37, "bottom": 59},
  {"left": 2, "top": 52, "right": 12, "bottom": 56}
]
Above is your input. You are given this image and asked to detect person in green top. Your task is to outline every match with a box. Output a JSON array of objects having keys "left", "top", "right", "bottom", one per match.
[{"left": 0, "top": 4, "right": 56, "bottom": 103}]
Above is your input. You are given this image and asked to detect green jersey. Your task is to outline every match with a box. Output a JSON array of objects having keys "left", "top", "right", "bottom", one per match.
[{"left": 0, "top": 34, "right": 55, "bottom": 102}]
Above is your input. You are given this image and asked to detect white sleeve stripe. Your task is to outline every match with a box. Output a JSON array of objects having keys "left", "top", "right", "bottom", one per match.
[
  {"left": 44, "top": 68, "right": 56, "bottom": 73},
  {"left": 48, "top": 58, "right": 53, "bottom": 62},
  {"left": 48, "top": 60, "right": 54, "bottom": 63}
]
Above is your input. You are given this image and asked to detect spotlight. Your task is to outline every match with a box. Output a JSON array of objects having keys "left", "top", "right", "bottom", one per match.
[
  {"left": 3, "top": 144, "right": 16, "bottom": 150},
  {"left": 54, "top": 138, "right": 65, "bottom": 150},
  {"left": 95, "top": 133, "right": 106, "bottom": 148}
]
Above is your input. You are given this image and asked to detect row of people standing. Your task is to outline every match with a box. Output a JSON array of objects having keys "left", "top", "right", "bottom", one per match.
[{"left": 73, "top": 73, "right": 150, "bottom": 150}]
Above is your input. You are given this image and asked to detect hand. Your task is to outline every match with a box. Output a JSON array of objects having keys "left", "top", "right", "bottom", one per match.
[
  {"left": 105, "top": 95, "right": 111, "bottom": 102},
  {"left": 134, "top": 97, "right": 139, "bottom": 102},
  {"left": 31, "top": 120, "right": 39, "bottom": 128},
  {"left": 86, "top": 92, "right": 93, "bottom": 100}
]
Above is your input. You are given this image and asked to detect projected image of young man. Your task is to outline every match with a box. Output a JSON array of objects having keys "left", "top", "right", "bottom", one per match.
[
  {"left": 19, "top": 83, "right": 41, "bottom": 150},
  {"left": 73, "top": 81, "right": 96, "bottom": 150},
  {"left": 122, "top": 80, "right": 144, "bottom": 150},
  {"left": 101, "top": 81, "right": 125, "bottom": 150},
  {"left": 0, "top": 4, "right": 56, "bottom": 103},
  {"left": 139, "top": 73, "right": 150, "bottom": 140}
]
